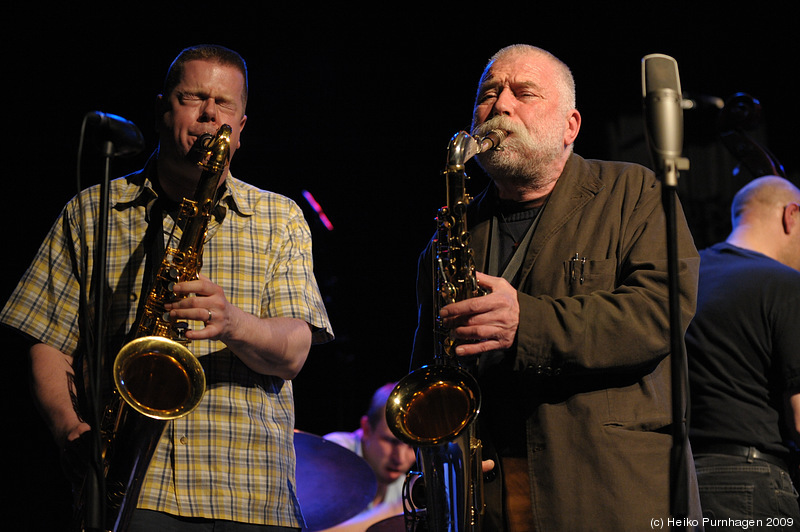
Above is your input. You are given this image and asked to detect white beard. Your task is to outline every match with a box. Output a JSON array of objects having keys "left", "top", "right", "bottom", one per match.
[{"left": 472, "top": 115, "right": 565, "bottom": 192}]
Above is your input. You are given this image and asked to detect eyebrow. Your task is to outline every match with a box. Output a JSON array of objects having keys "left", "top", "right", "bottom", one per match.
[
  {"left": 177, "top": 89, "right": 239, "bottom": 107},
  {"left": 477, "top": 78, "right": 544, "bottom": 96}
]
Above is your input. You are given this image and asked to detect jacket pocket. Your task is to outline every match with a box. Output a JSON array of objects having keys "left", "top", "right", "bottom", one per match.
[{"left": 562, "top": 256, "right": 616, "bottom": 295}]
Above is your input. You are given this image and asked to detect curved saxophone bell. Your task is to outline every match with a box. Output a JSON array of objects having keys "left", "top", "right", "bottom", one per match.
[
  {"left": 114, "top": 335, "right": 206, "bottom": 420},
  {"left": 386, "top": 365, "right": 480, "bottom": 446}
]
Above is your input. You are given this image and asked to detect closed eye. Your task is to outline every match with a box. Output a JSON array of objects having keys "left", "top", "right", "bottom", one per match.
[{"left": 177, "top": 91, "right": 203, "bottom": 105}]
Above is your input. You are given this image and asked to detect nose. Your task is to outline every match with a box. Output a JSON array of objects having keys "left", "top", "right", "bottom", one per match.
[
  {"left": 199, "top": 99, "right": 218, "bottom": 122},
  {"left": 393, "top": 442, "right": 414, "bottom": 463},
  {"left": 491, "top": 88, "right": 514, "bottom": 118}
]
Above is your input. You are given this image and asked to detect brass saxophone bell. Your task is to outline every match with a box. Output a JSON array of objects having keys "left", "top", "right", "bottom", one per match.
[
  {"left": 386, "top": 364, "right": 481, "bottom": 446},
  {"left": 113, "top": 336, "right": 206, "bottom": 420}
]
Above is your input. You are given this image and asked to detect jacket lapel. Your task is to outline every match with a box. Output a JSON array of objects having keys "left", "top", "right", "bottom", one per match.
[
  {"left": 468, "top": 154, "right": 605, "bottom": 284},
  {"left": 516, "top": 155, "right": 605, "bottom": 286}
]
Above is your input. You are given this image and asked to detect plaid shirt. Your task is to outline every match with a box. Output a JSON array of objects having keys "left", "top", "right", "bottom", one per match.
[{"left": 1, "top": 160, "right": 333, "bottom": 526}]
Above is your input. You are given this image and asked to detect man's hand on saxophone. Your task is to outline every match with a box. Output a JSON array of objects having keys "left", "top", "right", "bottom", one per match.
[
  {"left": 166, "top": 274, "right": 313, "bottom": 380},
  {"left": 164, "top": 273, "right": 229, "bottom": 340},
  {"left": 439, "top": 271, "right": 520, "bottom": 357}
]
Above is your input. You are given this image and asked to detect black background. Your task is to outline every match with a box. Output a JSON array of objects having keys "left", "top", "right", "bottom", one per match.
[{"left": 4, "top": 4, "right": 799, "bottom": 529}]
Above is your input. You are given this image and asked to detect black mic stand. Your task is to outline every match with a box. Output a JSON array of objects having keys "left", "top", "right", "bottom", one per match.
[
  {"left": 79, "top": 112, "right": 143, "bottom": 532},
  {"left": 659, "top": 155, "right": 693, "bottom": 531},
  {"left": 82, "top": 139, "right": 115, "bottom": 532}
]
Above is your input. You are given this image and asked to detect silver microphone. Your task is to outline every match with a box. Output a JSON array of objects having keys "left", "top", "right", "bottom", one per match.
[{"left": 641, "top": 54, "right": 690, "bottom": 186}]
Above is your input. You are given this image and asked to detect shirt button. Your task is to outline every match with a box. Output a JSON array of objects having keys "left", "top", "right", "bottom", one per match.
[{"left": 180, "top": 436, "right": 188, "bottom": 445}]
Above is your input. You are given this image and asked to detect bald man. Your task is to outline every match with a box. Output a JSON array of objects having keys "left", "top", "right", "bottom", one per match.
[{"left": 686, "top": 175, "right": 800, "bottom": 526}]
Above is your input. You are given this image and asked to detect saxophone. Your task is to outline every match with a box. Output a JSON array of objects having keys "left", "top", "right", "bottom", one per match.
[
  {"left": 84, "top": 125, "right": 231, "bottom": 532},
  {"left": 386, "top": 129, "right": 506, "bottom": 532}
]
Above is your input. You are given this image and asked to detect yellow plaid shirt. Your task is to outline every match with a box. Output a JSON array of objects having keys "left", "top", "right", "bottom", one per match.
[{"left": 1, "top": 160, "right": 333, "bottom": 526}]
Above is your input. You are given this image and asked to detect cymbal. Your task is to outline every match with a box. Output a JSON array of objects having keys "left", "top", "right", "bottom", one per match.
[{"left": 294, "top": 430, "right": 377, "bottom": 531}]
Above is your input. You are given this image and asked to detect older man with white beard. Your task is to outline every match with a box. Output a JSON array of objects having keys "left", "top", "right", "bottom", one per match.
[{"left": 408, "top": 44, "right": 703, "bottom": 531}]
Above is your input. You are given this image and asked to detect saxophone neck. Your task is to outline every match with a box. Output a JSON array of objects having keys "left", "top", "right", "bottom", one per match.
[
  {"left": 189, "top": 125, "right": 233, "bottom": 203},
  {"left": 446, "top": 129, "right": 506, "bottom": 169},
  {"left": 188, "top": 125, "right": 232, "bottom": 169}
]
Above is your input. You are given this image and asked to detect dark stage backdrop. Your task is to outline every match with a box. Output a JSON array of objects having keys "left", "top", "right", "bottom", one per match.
[{"left": 4, "top": 4, "right": 798, "bottom": 529}]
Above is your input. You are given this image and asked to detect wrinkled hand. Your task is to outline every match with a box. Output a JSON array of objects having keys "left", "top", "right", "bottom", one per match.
[
  {"left": 165, "top": 273, "right": 235, "bottom": 341},
  {"left": 439, "top": 271, "right": 519, "bottom": 356}
]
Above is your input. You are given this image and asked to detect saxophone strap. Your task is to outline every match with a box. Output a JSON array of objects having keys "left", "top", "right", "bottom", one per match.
[
  {"left": 129, "top": 197, "right": 169, "bottom": 338},
  {"left": 146, "top": 197, "right": 167, "bottom": 261},
  {"left": 488, "top": 205, "right": 543, "bottom": 284}
]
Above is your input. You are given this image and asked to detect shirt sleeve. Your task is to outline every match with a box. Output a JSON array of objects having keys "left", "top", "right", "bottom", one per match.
[
  {"left": 1, "top": 197, "right": 87, "bottom": 356},
  {"left": 261, "top": 197, "right": 333, "bottom": 345}
]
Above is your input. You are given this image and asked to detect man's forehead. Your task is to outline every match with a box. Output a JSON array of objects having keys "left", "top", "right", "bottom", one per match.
[
  {"left": 481, "top": 53, "right": 551, "bottom": 86},
  {"left": 174, "top": 60, "right": 246, "bottom": 106},
  {"left": 178, "top": 60, "right": 243, "bottom": 86}
]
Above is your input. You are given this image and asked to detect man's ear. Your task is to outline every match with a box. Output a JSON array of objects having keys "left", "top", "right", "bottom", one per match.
[
  {"left": 564, "top": 109, "right": 581, "bottom": 147},
  {"left": 783, "top": 202, "right": 800, "bottom": 234},
  {"left": 237, "top": 114, "right": 247, "bottom": 150},
  {"left": 360, "top": 415, "right": 371, "bottom": 437}
]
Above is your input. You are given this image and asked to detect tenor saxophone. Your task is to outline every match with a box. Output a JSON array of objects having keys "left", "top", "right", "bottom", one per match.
[
  {"left": 83, "top": 125, "right": 231, "bottom": 532},
  {"left": 386, "top": 129, "right": 506, "bottom": 532}
]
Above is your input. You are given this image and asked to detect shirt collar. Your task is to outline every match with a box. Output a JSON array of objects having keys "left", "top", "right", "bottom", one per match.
[{"left": 112, "top": 151, "right": 256, "bottom": 218}]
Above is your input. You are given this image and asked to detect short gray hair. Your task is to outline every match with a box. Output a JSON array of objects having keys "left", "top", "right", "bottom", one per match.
[{"left": 481, "top": 44, "right": 576, "bottom": 113}]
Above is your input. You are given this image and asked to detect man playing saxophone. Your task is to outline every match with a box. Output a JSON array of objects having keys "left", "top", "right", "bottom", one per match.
[
  {"left": 1, "top": 44, "right": 332, "bottom": 531},
  {"left": 409, "top": 44, "right": 702, "bottom": 531}
]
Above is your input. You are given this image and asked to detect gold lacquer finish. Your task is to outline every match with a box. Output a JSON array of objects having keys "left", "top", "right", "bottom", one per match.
[
  {"left": 387, "top": 366, "right": 479, "bottom": 446},
  {"left": 113, "top": 336, "right": 206, "bottom": 420}
]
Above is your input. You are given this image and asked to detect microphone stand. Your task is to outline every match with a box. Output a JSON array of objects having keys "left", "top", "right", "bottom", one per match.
[
  {"left": 80, "top": 111, "right": 143, "bottom": 529},
  {"left": 83, "top": 139, "right": 115, "bottom": 532},
  {"left": 659, "top": 156, "right": 692, "bottom": 531},
  {"left": 642, "top": 52, "right": 694, "bottom": 531}
]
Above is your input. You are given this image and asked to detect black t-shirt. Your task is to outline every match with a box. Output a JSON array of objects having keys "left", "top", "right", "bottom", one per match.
[{"left": 687, "top": 242, "right": 800, "bottom": 456}]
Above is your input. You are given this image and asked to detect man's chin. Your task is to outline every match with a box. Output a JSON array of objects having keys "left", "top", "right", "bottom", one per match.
[{"left": 477, "top": 150, "right": 517, "bottom": 177}]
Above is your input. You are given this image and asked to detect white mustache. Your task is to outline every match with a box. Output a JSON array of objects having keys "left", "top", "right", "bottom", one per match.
[{"left": 472, "top": 116, "right": 527, "bottom": 140}]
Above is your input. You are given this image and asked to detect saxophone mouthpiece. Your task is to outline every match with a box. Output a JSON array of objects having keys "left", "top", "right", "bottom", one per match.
[
  {"left": 187, "top": 133, "right": 215, "bottom": 165},
  {"left": 479, "top": 129, "right": 507, "bottom": 152},
  {"left": 186, "top": 126, "right": 232, "bottom": 172}
]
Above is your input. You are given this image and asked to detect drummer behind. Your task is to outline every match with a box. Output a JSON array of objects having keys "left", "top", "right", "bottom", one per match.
[{"left": 321, "top": 382, "right": 417, "bottom": 532}]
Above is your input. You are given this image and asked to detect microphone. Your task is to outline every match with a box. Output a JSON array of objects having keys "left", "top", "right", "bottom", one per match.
[
  {"left": 85, "top": 111, "right": 145, "bottom": 157},
  {"left": 641, "top": 54, "right": 690, "bottom": 187}
]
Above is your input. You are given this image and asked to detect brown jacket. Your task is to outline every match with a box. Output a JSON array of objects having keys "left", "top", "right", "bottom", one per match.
[{"left": 411, "top": 153, "right": 702, "bottom": 530}]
